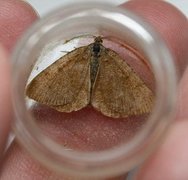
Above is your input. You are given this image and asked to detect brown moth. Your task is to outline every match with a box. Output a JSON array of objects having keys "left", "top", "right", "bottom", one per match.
[{"left": 26, "top": 37, "right": 154, "bottom": 118}]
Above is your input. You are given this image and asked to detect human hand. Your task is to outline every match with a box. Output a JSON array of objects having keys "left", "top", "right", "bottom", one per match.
[{"left": 0, "top": 0, "right": 188, "bottom": 180}]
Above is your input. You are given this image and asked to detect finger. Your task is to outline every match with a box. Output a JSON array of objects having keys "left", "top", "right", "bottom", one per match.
[
  {"left": 0, "top": 142, "right": 126, "bottom": 180},
  {"left": 122, "top": 0, "right": 188, "bottom": 76},
  {"left": 176, "top": 66, "right": 188, "bottom": 119},
  {"left": 0, "top": 0, "right": 38, "bottom": 52},
  {"left": 0, "top": 45, "right": 11, "bottom": 159},
  {"left": 0, "top": 0, "right": 38, "bottom": 157},
  {"left": 133, "top": 63, "right": 188, "bottom": 180},
  {"left": 133, "top": 64, "right": 188, "bottom": 179},
  {"left": 134, "top": 120, "right": 188, "bottom": 180},
  {"left": 121, "top": 1, "right": 188, "bottom": 179},
  {"left": 0, "top": 0, "right": 38, "bottom": 165}
]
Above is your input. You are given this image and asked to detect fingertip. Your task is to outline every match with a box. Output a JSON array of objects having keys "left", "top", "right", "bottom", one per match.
[
  {"left": 121, "top": 0, "right": 188, "bottom": 75},
  {"left": 20, "top": 0, "right": 40, "bottom": 17},
  {"left": 0, "top": 0, "right": 39, "bottom": 52},
  {"left": 134, "top": 120, "right": 188, "bottom": 180}
]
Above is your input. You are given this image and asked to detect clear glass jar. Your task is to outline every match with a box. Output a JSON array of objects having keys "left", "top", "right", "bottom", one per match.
[{"left": 11, "top": 2, "right": 177, "bottom": 179}]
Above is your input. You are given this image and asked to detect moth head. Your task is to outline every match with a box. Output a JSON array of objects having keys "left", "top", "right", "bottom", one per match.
[{"left": 94, "top": 36, "right": 103, "bottom": 44}]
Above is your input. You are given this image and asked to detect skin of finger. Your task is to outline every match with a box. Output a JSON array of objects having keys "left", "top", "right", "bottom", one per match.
[
  {"left": 176, "top": 67, "right": 188, "bottom": 120},
  {"left": 0, "top": 0, "right": 38, "bottom": 157},
  {"left": 0, "top": 45, "right": 11, "bottom": 158},
  {"left": 134, "top": 120, "right": 188, "bottom": 180},
  {"left": 0, "top": 0, "right": 38, "bottom": 52},
  {"left": 122, "top": 0, "right": 188, "bottom": 76},
  {"left": 122, "top": 0, "right": 188, "bottom": 179},
  {"left": 0, "top": 142, "right": 126, "bottom": 180},
  {"left": 1, "top": 1, "right": 188, "bottom": 180}
]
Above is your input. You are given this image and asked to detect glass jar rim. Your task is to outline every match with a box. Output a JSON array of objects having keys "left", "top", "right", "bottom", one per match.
[{"left": 11, "top": 2, "right": 177, "bottom": 178}]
